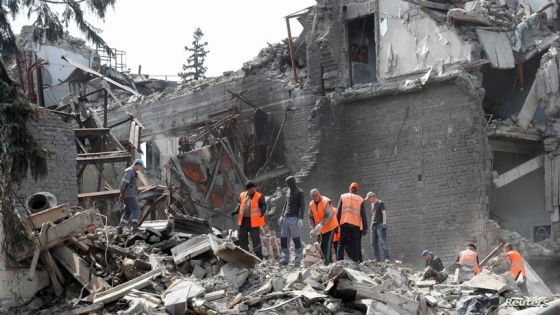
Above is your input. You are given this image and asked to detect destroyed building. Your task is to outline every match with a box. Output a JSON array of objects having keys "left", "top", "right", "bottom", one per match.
[{"left": 4, "top": 0, "right": 560, "bottom": 313}]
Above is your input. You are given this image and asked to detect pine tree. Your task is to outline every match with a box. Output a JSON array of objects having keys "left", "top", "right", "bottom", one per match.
[
  {"left": 178, "top": 28, "right": 209, "bottom": 82},
  {"left": 0, "top": 0, "right": 114, "bottom": 258}
]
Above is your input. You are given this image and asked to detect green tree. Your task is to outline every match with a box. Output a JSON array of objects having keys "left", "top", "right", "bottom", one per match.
[
  {"left": 178, "top": 27, "right": 209, "bottom": 82},
  {"left": 0, "top": 0, "right": 114, "bottom": 258}
]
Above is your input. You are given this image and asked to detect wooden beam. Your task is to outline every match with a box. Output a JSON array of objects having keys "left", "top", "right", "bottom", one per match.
[
  {"left": 29, "top": 204, "right": 71, "bottom": 230},
  {"left": 480, "top": 241, "right": 506, "bottom": 267},
  {"left": 518, "top": 81, "right": 539, "bottom": 130},
  {"left": 76, "top": 152, "right": 132, "bottom": 164},
  {"left": 78, "top": 185, "right": 154, "bottom": 200},
  {"left": 52, "top": 246, "right": 111, "bottom": 293},
  {"left": 74, "top": 128, "right": 111, "bottom": 136},
  {"left": 91, "top": 268, "right": 162, "bottom": 304}
]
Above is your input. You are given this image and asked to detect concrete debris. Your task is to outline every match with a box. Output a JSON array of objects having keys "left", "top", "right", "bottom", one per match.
[
  {"left": 162, "top": 279, "right": 205, "bottom": 315},
  {"left": 220, "top": 262, "right": 249, "bottom": 291}
]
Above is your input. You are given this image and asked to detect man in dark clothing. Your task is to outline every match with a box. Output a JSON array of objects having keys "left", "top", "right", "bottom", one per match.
[
  {"left": 422, "top": 250, "right": 444, "bottom": 271},
  {"left": 336, "top": 182, "right": 368, "bottom": 262},
  {"left": 278, "top": 176, "right": 305, "bottom": 266},
  {"left": 117, "top": 159, "right": 144, "bottom": 234},
  {"left": 367, "top": 192, "right": 390, "bottom": 262},
  {"left": 421, "top": 249, "right": 447, "bottom": 283},
  {"left": 232, "top": 181, "right": 266, "bottom": 259}
]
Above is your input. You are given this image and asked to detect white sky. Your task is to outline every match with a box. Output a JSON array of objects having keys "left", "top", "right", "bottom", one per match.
[{"left": 11, "top": 0, "right": 315, "bottom": 79}]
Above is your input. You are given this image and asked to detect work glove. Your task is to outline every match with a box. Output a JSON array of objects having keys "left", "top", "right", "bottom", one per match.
[
  {"left": 230, "top": 210, "right": 239, "bottom": 217},
  {"left": 119, "top": 192, "right": 125, "bottom": 202},
  {"left": 297, "top": 219, "right": 303, "bottom": 228},
  {"left": 310, "top": 223, "right": 323, "bottom": 238},
  {"left": 361, "top": 229, "right": 367, "bottom": 236},
  {"left": 381, "top": 224, "right": 387, "bottom": 230},
  {"left": 516, "top": 276, "right": 525, "bottom": 284},
  {"left": 278, "top": 216, "right": 283, "bottom": 226}
]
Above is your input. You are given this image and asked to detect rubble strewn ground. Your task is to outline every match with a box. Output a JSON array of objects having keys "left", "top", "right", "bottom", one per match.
[{"left": 2, "top": 206, "right": 559, "bottom": 315}]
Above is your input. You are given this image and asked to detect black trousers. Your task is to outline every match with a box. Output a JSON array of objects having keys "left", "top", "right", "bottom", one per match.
[
  {"left": 336, "top": 225, "right": 361, "bottom": 262},
  {"left": 320, "top": 230, "right": 335, "bottom": 265},
  {"left": 239, "top": 217, "right": 263, "bottom": 259}
]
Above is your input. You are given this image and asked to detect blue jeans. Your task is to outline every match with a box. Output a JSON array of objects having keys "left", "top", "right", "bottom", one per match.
[
  {"left": 371, "top": 224, "right": 390, "bottom": 261},
  {"left": 117, "top": 197, "right": 140, "bottom": 232}
]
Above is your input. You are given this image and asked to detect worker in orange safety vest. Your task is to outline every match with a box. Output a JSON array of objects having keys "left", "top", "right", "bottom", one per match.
[
  {"left": 231, "top": 181, "right": 266, "bottom": 259},
  {"left": 503, "top": 243, "right": 528, "bottom": 295},
  {"left": 336, "top": 182, "right": 368, "bottom": 262},
  {"left": 309, "top": 188, "right": 339, "bottom": 265},
  {"left": 457, "top": 243, "right": 481, "bottom": 277}
]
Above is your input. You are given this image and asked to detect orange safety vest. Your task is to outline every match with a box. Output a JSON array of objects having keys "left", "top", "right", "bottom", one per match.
[
  {"left": 332, "top": 207, "right": 340, "bottom": 243},
  {"left": 505, "top": 250, "right": 526, "bottom": 280},
  {"left": 309, "top": 197, "right": 339, "bottom": 234},
  {"left": 459, "top": 249, "right": 480, "bottom": 275},
  {"left": 339, "top": 193, "right": 363, "bottom": 228},
  {"left": 237, "top": 191, "right": 265, "bottom": 228}
]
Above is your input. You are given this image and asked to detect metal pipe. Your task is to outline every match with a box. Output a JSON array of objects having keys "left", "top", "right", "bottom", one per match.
[{"left": 285, "top": 17, "right": 298, "bottom": 84}]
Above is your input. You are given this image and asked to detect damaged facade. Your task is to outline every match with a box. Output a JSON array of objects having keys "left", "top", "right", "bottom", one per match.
[{"left": 4, "top": 0, "right": 560, "bottom": 313}]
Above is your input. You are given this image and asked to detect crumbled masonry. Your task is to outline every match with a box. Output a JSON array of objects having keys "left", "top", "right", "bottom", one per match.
[{"left": 4, "top": 0, "right": 560, "bottom": 313}]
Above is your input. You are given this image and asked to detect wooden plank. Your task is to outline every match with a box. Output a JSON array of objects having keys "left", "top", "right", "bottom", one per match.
[
  {"left": 493, "top": 156, "right": 543, "bottom": 188},
  {"left": 52, "top": 246, "right": 111, "bottom": 293},
  {"left": 16, "top": 210, "right": 97, "bottom": 261},
  {"left": 76, "top": 153, "right": 132, "bottom": 164},
  {"left": 74, "top": 128, "right": 110, "bottom": 136},
  {"left": 91, "top": 268, "right": 162, "bottom": 304},
  {"left": 78, "top": 185, "right": 154, "bottom": 200},
  {"left": 29, "top": 204, "right": 71, "bottom": 230},
  {"left": 78, "top": 150, "right": 130, "bottom": 157},
  {"left": 479, "top": 241, "right": 506, "bottom": 267},
  {"left": 476, "top": 29, "right": 515, "bottom": 69}
]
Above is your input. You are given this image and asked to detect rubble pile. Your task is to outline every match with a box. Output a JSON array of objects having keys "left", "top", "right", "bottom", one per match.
[{"left": 4, "top": 200, "right": 560, "bottom": 315}]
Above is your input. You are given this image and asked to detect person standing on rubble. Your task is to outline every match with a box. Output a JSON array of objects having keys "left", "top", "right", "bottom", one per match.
[
  {"left": 309, "top": 189, "right": 339, "bottom": 265},
  {"left": 232, "top": 181, "right": 266, "bottom": 259},
  {"left": 117, "top": 159, "right": 144, "bottom": 234},
  {"left": 278, "top": 176, "right": 305, "bottom": 267},
  {"left": 457, "top": 244, "right": 481, "bottom": 276},
  {"left": 336, "top": 182, "right": 368, "bottom": 262},
  {"left": 502, "top": 243, "right": 528, "bottom": 295},
  {"left": 367, "top": 192, "right": 390, "bottom": 262}
]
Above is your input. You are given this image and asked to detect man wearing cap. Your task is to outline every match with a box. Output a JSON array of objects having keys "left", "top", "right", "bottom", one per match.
[
  {"left": 232, "top": 181, "right": 266, "bottom": 259},
  {"left": 457, "top": 244, "right": 481, "bottom": 279},
  {"left": 421, "top": 250, "right": 447, "bottom": 283},
  {"left": 117, "top": 159, "right": 144, "bottom": 234},
  {"left": 278, "top": 176, "right": 305, "bottom": 266},
  {"left": 336, "top": 182, "right": 368, "bottom": 262},
  {"left": 309, "top": 188, "right": 339, "bottom": 265},
  {"left": 367, "top": 192, "right": 390, "bottom": 262}
]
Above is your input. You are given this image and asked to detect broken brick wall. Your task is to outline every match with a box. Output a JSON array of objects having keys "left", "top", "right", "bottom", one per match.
[
  {"left": 14, "top": 108, "right": 78, "bottom": 211},
  {"left": 302, "top": 81, "right": 491, "bottom": 266}
]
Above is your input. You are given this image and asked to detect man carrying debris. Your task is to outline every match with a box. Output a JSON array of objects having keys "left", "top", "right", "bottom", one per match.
[
  {"left": 278, "top": 176, "right": 305, "bottom": 266},
  {"left": 232, "top": 181, "right": 266, "bottom": 259},
  {"left": 308, "top": 189, "right": 339, "bottom": 265},
  {"left": 503, "top": 243, "right": 528, "bottom": 295},
  {"left": 457, "top": 244, "right": 481, "bottom": 277},
  {"left": 367, "top": 192, "right": 390, "bottom": 262},
  {"left": 421, "top": 250, "right": 447, "bottom": 283},
  {"left": 336, "top": 182, "right": 367, "bottom": 262},
  {"left": 117, "top": 159, "right": 144, "bottom": 234}
]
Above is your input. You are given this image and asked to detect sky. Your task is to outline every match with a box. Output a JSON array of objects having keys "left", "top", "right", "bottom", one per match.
[{"left": 11, "top": 0, "right": 315, "bottom": 79}]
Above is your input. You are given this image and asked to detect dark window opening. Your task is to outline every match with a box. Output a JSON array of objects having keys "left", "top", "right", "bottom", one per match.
[{"left": 348, "top": 14, "right": 376, "bottom": 85}]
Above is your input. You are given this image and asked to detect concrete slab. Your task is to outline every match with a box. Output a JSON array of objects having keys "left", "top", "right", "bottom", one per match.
[
  {"left": 208, "top": 234, "right": 261, "bottom": 269},
  {"left": 170, "top": 234, "right": 211, "bottom": 265}
]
